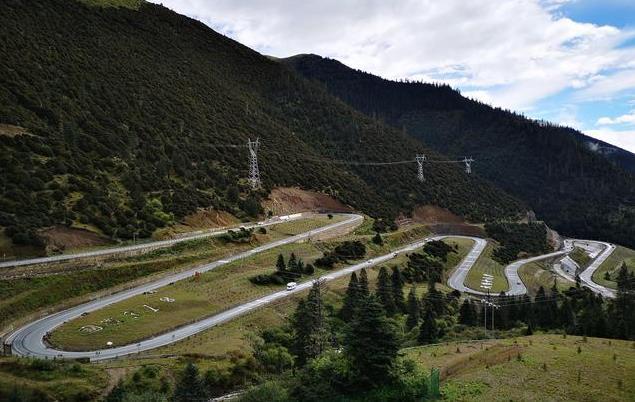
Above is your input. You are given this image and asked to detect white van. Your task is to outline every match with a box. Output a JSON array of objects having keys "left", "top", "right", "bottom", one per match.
[{"left": 286, "top": 282, "right": 297, "bottom": 291}]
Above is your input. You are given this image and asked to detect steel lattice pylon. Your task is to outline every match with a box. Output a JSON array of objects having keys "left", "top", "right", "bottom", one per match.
[
  {"left": 415, "top": 154, "right": 426, "bottom": 182},
  {"left": 247, "top": 138, "right": 261, "bottom": 190}
]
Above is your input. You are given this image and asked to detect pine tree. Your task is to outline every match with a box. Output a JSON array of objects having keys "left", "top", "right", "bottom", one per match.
[
  {"left": 418, "top": 306, "right": 438, "bottom": 345},
  {"left": 359, "top": 268, "right": 370, "bottom": 299},
  {"left": 345, "top": 295, "right": 398, "bottom": 387},
  {"left": 295, "top": 258, "right": 305, "bottom": 275},
  {"left": 372, "top": 232, "right": 383, "bottom": 245},
  {"left": 406, "top": 286, "right": 420, "bottom": 330},
  {"left": 105, "top": 381, "right": 126, "bottom": 402},
  {"left": 173, "top": 363, "right": 206, "bottom": 402},
  {"left": 391, "top": 267, "right": 406, "bottom": 313},
  {"left": 288, "top": 253, "right": 298, "bottom": 273},
  {"left": 376, "top": 267, "right": 397, "bottom": 316},
  {"left": 458, "top": 299, "right": 474, "bottom": 326},
  {"left": 609, "top": 263, "right": 634, "bottom": 339},
  {"left": 291, "top": 281, "right": 330, "bottom": 365},
  {"left": 340, "top": 272, "right": 360, "bottom": 322},
  {"left": 276, "top": 254, "right": 286, "bottom": 272}
]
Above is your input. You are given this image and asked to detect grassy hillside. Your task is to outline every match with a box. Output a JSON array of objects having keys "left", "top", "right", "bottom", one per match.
[
  {"left": 405, "top": 335, "right": 635, "bottom": 402},
  {"left": 284, "top": 55, "right": 635, "bottom": 249},
  {"left": 0, "top": 0, "right": 523, "bottom": 253}
]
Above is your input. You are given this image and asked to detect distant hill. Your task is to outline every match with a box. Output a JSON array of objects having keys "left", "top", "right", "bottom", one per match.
[
  {"left": 283, "top": 54, "right": 635, "bottom": 248},
  {"left": 0, "top": 0, "right": 523, "bottom": 250}
]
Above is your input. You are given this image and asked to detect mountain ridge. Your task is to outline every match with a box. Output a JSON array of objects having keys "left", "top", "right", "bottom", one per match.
[{"left": 283, "top": 54, "right": 635, "bottom": 248}]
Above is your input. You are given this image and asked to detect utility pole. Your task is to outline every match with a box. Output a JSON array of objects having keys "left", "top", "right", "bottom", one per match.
[
  {"left": 416, "top": 154, "right": 426, "bottom": 182},
  {"left": 481, "top": 298, "right": 500, "bottom": 332},
  {"left": 463, "top": 157, "right": 474, "bottom": 174},
  {"left": 482, "top": 299, "right": 487, "bottom": 333},
  {"left": 247, "top": 137, "right": 261, "bottom": 190}
]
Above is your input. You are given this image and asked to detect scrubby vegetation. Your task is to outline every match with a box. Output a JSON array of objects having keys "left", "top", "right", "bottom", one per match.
[
  {"left": 0, "top": 0, "right": 523, "bottom": 252},
  {"left": 485, "top": 222, "right": 549, "bottom": 263},
  {"left": 250, "top": 253, "right": 315, "bottom": 285},
  {"left": 402, "top": 240, "right": 457, "bottom": 283},
  {"left": 314, "top": 240, "right": 367, "bottom": 268}
]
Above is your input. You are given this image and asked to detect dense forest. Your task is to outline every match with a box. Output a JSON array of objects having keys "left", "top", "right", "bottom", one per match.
[
  {"left": 284, "top": 55, "right": 635, "bottom": 248},
  {"left": 0, "top": 0, "right": 524, "bottom": 250}
]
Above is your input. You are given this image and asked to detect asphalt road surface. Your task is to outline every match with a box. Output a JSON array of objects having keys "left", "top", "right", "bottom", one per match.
[
  {"left": 0, "top": 213, "right": 309, "bottom": 269},
  {"left": 444, "top": 236, "right": 488, "bottom": 295},
  {"left": 573, "top": 240, "right": 616, "bottom": 298}
]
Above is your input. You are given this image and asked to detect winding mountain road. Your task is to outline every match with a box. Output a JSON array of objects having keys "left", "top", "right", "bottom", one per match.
[
  {"left": 564, "top": 240, "right": 616, "bottom": 298},
  {"left": 446, "top": 238, "right": 615, "bottom": 298},
  {"left": 6, "top": 213, "right": 361, "bottom": 360},
  {"left": 5, "top": 217, "right": 618, "bottom": 361},
  {"left": 7, "top": 223, "right": 491, "bottom": 361}
]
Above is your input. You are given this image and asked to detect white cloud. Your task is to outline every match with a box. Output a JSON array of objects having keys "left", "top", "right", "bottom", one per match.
[
  {"left": 577, "top": 69, "right": 635, "bottom": 100},
  {"left": 597, "top": 110, "right": 635, "bottom": 125},
  {"left": 151, "top": 0, "right": 635, "bottom": 111},
  {"left": 585, "top": 128, "right": 635, "bottom": 153}
]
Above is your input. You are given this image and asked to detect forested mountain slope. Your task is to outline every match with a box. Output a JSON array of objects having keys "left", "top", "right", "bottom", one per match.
[
  {"left": 284, "top": 55, "right": 635, "bottom": 248},
  {"left": 0, "top": 0, "right": 523, "bottom": 250}
]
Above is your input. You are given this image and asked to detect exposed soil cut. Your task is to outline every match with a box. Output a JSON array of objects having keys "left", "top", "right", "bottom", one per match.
[
  {"left": 39, "top": 225, "right": 111, "bottom": 253},
  {"left": 411, "top": 205, "right": 464, "bottom": 224},
  {"left": 262, "top": 187, "right": 352, "bottom": 215}
]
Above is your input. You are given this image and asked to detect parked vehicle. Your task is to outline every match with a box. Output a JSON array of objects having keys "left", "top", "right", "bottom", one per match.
[{"left": 286, "top": 282, "right": 297, "bottom": 291}]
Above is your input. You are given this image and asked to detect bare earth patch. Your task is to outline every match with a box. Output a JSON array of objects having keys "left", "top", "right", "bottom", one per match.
[
  {"left": 0, "top": 124, "right": 29, "bottom": 137},
  {"left": 262, "top": 187, "right": 352, "bottom": 215},
  {"left": 154, "top": 209, "right": 240, "bottom": 239},
  {"left": 411, "top": 205, "right": 464, "bottom": 224},
  {"left": 39, "top": 225, "right": 111, "bottom": 253}
]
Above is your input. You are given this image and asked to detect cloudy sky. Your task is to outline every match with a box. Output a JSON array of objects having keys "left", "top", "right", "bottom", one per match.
[{"left": 150, "top": 0, "right": 635, "bottom": 153}]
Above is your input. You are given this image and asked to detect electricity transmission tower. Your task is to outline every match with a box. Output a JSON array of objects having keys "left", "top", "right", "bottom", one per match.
[
  {"left": 415, "top": 154, "right": 426, "bottom": 182},
  {"left": 463, "top": 157, "right": 474, "bottom": 174},
  {"left": 247, "top": 137, "right": 261, "bottom": 190}
]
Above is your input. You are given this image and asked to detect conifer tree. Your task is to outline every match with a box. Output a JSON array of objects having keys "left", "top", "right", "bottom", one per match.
[
  {"left": 458, "top": 299, "right": 475, "bottom": 326},
  {"left": 418, "top": 306, "right": 438, "bottom": 345},
  {"left": 391, "top": 267, "right": 406, "bottom": 313},
  {"left": 406, "top": 286, "right": 420, "bottom": 330},
  {"left": 288, "top": 253, "right": 298, "bottom": 273},
  {"left": 376, "top": 267, "right": 397, "bottom": 316},
  {"left": 345, "top": 295, "right": 398, "bottom": 387},
  {"left": 276, "top": 254, "right": 286, "bottom": 272},
  {"left": 372, "top": 232, "right": 383, "bottom": 245},
  {"left": 173, "top": 363, "right": 206, "bottom": 402},
  {"left": 340, "top": 272, "right": 360, "bottom": 322},
  {"left": 291, "top": 281, "right": 330, "bottom": 365},
  {"left": 359, "top": 268, "right": 370, "bottom": 299}
]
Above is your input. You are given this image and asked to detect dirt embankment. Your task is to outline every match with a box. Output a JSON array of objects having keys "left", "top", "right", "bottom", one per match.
[
  {"left": 39, "top": 226, "right": 112, "bottom": 254},
  {"left": 262, "top": 187, "right": 353, "bottom": 215},
  {"left": 154, "top": 209, "right": 240, "bottom": 240},
  {"left": 408, "top": 205, "right": 485, "bottom": 237}
]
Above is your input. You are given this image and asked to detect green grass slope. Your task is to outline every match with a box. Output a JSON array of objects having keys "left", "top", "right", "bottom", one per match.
[
  {"left": 0, "top": 0, "right": 523, "bottom": 251},
  {"left": 406, "top": 335, "right": 635, "bottom": 402},
  {"left": 284, "top": 54, "right": 635, "bottom": 249}
]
